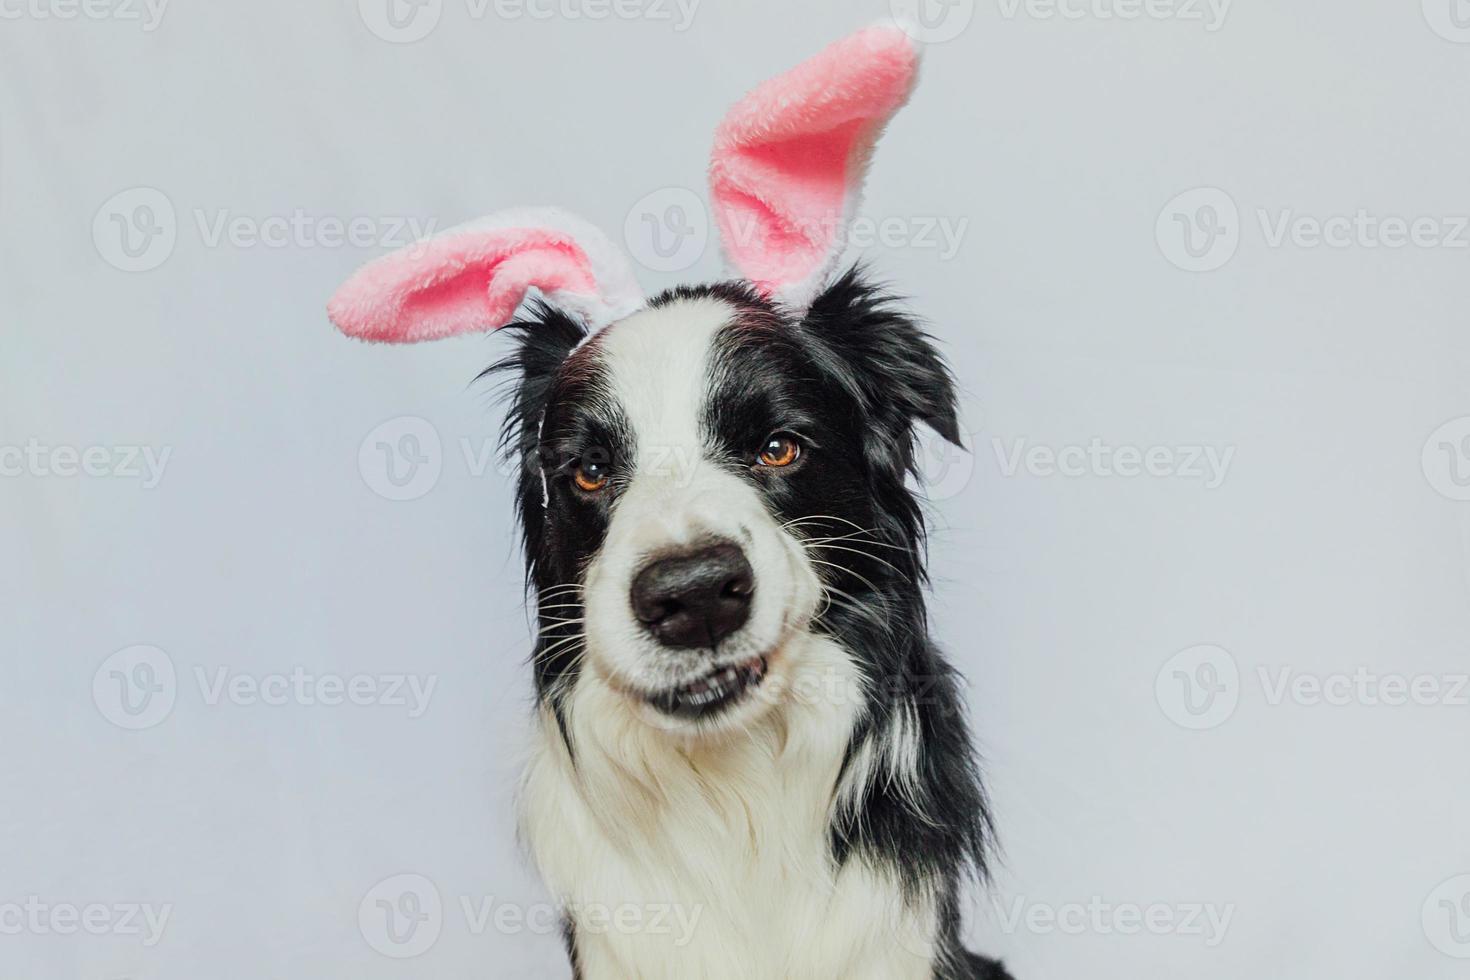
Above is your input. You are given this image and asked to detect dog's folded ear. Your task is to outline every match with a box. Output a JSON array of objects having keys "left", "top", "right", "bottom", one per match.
[
  {"left": 708, "top": 24, "right": 921, "bottom": 313},
  {"left": 327, "top": 207, "right": 644, "bottom": 343},
  {"left": 803, "top": 268, "right": 962, "bottom": 476}
]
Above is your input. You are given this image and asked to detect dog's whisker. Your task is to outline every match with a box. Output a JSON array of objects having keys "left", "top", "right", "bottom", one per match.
[
  {"left": 800, "top": 533, "right": 910, "bottom": 553},
  {"left": 536, "top": 619, "right": 586, "bottom": 637},
  {"left": 802, "top": 542, "right": 911, "bottom": 581},
  {"left": 805, "top": 557, "right": 884, "bottom": 596},
  {"left": 536, "top": 586, "right": 585, "bottom": 601},
  {"left": 781, "top": 514, "right": 874, "bottom": 535},
  {"left": 538, "top": 634, "right": 587, "bottom": 659}
]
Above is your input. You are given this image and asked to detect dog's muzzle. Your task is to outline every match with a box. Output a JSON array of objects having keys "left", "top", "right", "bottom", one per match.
[{"left": 630, "top": 541, "right": 753, "bottom": 649}]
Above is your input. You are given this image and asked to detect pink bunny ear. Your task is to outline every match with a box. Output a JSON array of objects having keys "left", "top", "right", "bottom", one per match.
[
  {"left": 708, "top": 25, "right": 922, "bottom": 310},
  {"left": 327, "top": 207, "right": 644, "bottom": 343}
]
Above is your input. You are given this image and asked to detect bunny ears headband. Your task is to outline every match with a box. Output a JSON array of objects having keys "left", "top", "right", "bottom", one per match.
[{"left": 327, "top": 24, "right": 922, "bottom": 343}]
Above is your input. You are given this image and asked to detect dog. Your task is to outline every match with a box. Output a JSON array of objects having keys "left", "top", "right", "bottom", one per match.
[{"left": 329, "top": 24, "right": 1013, "bottom": 979}]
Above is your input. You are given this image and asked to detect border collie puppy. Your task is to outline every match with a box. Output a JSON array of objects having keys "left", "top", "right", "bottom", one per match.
[{"left": 328, "top": 24, "right": 1012, "bottom": 980}]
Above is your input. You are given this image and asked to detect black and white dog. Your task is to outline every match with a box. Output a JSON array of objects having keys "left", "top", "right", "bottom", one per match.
[{"left": 328, "top": 24, "right": 1012, "bottom": 979}]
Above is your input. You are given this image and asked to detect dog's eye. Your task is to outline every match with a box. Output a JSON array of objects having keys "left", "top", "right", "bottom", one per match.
[
  {"left": 573, "top": 457, "right": 609, "bottom": 492},
  {"left": 756, "top": 433, "right": 801, "bottom": 468}
]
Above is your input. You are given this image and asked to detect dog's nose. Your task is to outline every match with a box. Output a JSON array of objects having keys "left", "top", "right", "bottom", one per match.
[{"left": 630, "top": 542, "right": 754, "bottom": 649}]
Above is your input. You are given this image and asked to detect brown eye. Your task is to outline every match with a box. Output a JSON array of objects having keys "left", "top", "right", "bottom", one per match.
[
  {"left": 573, "top": 458, "right": 608, "bottom": 492},
  {"left": 756, "top": 433, "right": 801, "bottom": 468}
]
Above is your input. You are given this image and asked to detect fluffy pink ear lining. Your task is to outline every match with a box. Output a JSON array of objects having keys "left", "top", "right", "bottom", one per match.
[
  {"left": 327, "top": 209, "right": 644, "bottom": 343},
  {"left": 708, "top": 25, "right": 921, "bottom": 308}
]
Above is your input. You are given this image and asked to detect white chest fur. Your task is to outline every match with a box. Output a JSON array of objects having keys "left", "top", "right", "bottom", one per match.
[{"left": 519, "top": 635, "right": 937, "bottom": 979}]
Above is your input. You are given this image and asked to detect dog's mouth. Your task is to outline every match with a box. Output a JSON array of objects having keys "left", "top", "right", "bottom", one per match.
[{"left": 645, "top": 655, "right": 769, "bottom": 719}]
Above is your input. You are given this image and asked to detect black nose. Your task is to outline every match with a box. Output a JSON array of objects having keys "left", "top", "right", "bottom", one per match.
[{"left": 630, "top": 542, "right": 754, "bottom": 649}]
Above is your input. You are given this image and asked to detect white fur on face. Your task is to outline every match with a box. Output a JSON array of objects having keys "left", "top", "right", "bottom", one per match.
[{"left": 578, "top": 296, "right": 824, "bottom": 735}]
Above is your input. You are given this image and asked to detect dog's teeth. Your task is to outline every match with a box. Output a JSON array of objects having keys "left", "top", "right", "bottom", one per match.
[{"left": 659, "top": 656, "right": 771, "bottom": 715}]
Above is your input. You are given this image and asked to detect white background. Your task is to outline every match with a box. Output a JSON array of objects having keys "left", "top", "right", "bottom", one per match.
[{"left": 3, "top": 0, "right": 1469, "bottom": 977}]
